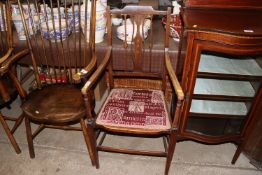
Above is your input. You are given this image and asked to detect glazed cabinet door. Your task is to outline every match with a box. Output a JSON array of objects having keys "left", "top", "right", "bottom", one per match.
[{"left": 180, "top": 32, "right": 262, "bottom": 143}]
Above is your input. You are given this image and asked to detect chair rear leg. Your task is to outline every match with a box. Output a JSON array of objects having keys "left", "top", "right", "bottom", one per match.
[
  {"left": 164, "top": 132, "right": 177, "bottom": 175},
  {"left": 25, "top": 115, "right": 35, "bottom": 158},
  {"left": 0, "top": 112, "right": 21, "bottom": 154}
]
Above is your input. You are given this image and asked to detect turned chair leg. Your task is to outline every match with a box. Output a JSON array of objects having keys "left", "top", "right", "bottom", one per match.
[
  {"left": 25, "top": 115, "right": 35, "bottom": 158},
  {"left": 0, "top": 112, "right": 21, "bottom": 154},
  {"left": 165, "top": 133, "right": 177, "bottom": 175}
]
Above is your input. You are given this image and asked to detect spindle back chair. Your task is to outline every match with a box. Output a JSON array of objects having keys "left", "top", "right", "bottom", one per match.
[
  {"left": 17, "top": 0, "right": 99, "bottom": 165},
  {"left": 0, "top": 0, "right": 28, "bottom": 154},
  {"left": 78, "top": 5, "right": 184, "bottom": 174}
]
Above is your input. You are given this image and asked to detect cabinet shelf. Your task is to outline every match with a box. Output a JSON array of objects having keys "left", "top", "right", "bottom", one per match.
[
  {"left": 192, "top": 94, "right": 253, "bottom": 102},
  {"left": 193, "top": 78, "right": 256, "bottom": 101},
  {"left": 198, "top": 54, "right": 262, "bottom": 81},
  {"left": 189, "top": 112, "right": 246, "bottom": 120},
  {"left": 190, "top": 100, "right": 248, "bottom": 117},
  {"left": 197, "top": 72, "right": 262, "bottom": 81}
]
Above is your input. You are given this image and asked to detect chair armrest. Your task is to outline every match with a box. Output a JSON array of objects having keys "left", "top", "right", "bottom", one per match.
[
  {"left": 165, "top": 49, "right": 184, "bottom": 129},
  {"left": 72, "top": 54, "right": 97, "bottom": 83},
  {"left": 165, "top": 49, "right": 184, "bottom": 101},
  {"left": 0, "top": 48, "right": 13, "bottom": 64},
  {"left": 81, "top": 46, "right": 112, "bottom": 95},
  {"left": 0, "top": 48, "right": 29, "bottom": 75}
]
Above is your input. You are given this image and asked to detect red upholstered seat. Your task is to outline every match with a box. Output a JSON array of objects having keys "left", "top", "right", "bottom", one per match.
[{"left": 96, "top": 88, "right": 171, "bottom": 130}]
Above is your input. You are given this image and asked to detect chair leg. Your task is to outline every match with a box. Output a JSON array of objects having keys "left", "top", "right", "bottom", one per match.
[
  {"left": 88, "top": 121, "right": 99, "bottom": 169},
  {"left": 80, "top": 118, "right": 96, "bottom": 166},
  {"left": 11, "top": 113, "right": 24, "bottom": 134},
  {"left": 164, "top": 132, "right": 177, "bottom": 175},
  {"left": 25, "top": 115, "right": 35, "bottom": 158},
  {"left": 0, "top": 112, "right": 21, "bottom": 154}
]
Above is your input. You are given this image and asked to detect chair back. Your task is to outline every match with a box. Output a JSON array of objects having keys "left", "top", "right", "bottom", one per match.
[
  {"left": 16, "top": 0, "right": 97, "bottom": 88},
  {"left": 0, "top": 1, "right": 12, "bottom": 58},
  {"left": 0, "top": 0, "right": 27, "bottom": 103},
  {"left": 106, "top": 6, "right": 171, "bottom": 90}
]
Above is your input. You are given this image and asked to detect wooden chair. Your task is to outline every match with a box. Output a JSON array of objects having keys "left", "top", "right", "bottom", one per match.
[
  {"left": 16, "top": 0, "right": 99, "bottom": 165},
  {"left": 77, "top": 5, "right": 184, "bottom": 174},
  {"left": 0, "top": 0, "right": 28, "bottom": 154}
]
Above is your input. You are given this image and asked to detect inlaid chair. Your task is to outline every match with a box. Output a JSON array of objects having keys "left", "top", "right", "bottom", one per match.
[
  {"left": 76, "top": 6, "right": 184, "bottom": 174},
  {"left": 0, "top": 0, "right": 28, "bottom": 154},
  {"left": 16, "top": 0, "right": 100, "bottom": 165}
]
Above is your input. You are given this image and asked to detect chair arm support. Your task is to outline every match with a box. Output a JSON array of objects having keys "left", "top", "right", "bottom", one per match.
[
  {"left": 165, "top": 49, "right": 184, "bottom": 129},
  {"left": 0, "top": 48, "right": 29, "bottom": 75},
  {"left": 165, "top": 49, "right": 184, "bottom": 101},
  {"left": 81, "top": 46, "right": 112, "bottom": 95}
]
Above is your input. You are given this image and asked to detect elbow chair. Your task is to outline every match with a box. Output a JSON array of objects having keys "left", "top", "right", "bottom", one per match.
[
  {"left": 0, "top": 0, "right": 28, "bottom": 154},
  {"left": 16, "top": 0, "right": 100, "bottom": 166},
  {"left": 75, "top": 5, "right": 184, "bottom": 175}
]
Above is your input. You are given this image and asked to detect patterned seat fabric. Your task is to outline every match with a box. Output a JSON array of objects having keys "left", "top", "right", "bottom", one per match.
[{"left": 96, "top": 88, "right": 171, "bottom": 130}]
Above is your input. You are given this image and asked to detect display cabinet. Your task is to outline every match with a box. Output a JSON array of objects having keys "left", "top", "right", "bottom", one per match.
[{"left": 178, "top": 7, "right": 262, "bottom": 163}]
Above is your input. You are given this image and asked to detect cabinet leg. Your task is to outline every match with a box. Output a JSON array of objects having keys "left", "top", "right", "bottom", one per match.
[{"left": 231, "top": 142, "right": 243, "bottom": 164}]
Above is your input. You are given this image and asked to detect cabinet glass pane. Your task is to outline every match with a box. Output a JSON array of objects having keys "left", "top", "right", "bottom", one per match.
[{"left": 198, "top": 54, "right": 262, "bottom": 76}]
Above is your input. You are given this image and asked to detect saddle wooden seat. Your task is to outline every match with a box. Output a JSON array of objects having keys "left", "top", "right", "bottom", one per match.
[{"left": 21, "top": 84, "right": 86, "bottom": 124}]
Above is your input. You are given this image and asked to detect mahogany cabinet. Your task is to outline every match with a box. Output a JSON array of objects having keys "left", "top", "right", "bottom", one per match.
[
  {"left": 184, "top": 0, "right": 262, "bottom": 8},
  {"left": 178, "top": 7, "right": 262, "bottom": 164}
]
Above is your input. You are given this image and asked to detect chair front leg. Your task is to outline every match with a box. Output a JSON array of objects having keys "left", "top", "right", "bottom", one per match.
[
  {"left": 86, "top": 118, "right": 99, "bottom": 169},
  {"left": 82, "top": 92, "right": 100, "bottom": 169},
  {"left": 164, "top": 132, "right": 177, "bottom": 175},
  {"left": 0, "top": 112, "right": 21, "bottom": 154},
  {"left": 80, "top": 118, "right": 97, "bottom": 167},
  {"left": 24, "top": 114, "right": 35, "bottom": 158}
]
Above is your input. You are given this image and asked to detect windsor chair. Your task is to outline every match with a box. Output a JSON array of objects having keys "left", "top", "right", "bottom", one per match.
[
  {"left": 17, "top": 0, "right": 100, "bottom": 165},
  {"left": 76, "top": 5, "right": 184, "bottom": 174},
  {"left": 0, "top": 0, "right": 28, "bottom": 154}
]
